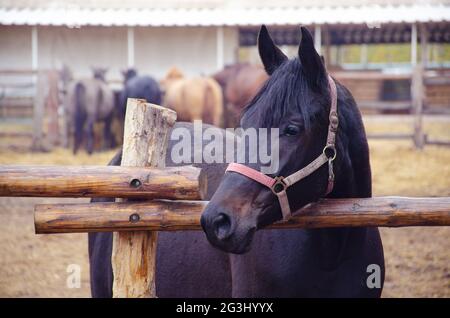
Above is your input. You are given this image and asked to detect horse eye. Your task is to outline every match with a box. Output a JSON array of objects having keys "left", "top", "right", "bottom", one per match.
[{"left": 284, "top": 125, "right": 300, "bottom": 136}]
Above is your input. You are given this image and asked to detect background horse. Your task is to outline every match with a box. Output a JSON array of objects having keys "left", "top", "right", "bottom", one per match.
[
  {"left": 161, "top": 67, "right": 224, "bottom": 127},
  {"left": 65, "top": 67, "right": 115, "bottom": 154},
  {"left": 118, "top": 68, "right": 162, "bottom": 121},
  {"left": 89, "top": 26, "right": 384, "bottom": 297},
  {"left": 213, "top": 63, "right": 268, "bottom": 127}
]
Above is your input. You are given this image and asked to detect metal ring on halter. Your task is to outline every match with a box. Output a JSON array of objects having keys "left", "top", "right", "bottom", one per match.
[
  {"left": 271, "top": 176, "right": 287, "bottom": 194},
  {"left": 323, "top": 145, "right": 337, "bottom": 161}
]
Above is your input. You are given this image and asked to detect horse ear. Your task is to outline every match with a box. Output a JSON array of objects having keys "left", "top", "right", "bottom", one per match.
[
  {"left": 258, "top": 25, "right": 287, "bottom": 75},
  {"left": 298, "top": 27, "right": 327, "bottom": 90}
]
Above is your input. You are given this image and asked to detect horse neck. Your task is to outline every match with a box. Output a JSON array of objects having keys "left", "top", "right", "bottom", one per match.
[
  {"left": 307, "top": 91, "right": 372, "bottom": 262},
  {"left": 332, "top": 100, "right": 372, "bottom": 200}
]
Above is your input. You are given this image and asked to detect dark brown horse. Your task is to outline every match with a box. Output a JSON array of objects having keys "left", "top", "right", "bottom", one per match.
[
  {"left": 213, "top": 63, "right": 268, "bottom": 127},
  {"left": 65, "top": 67, "right": 115, "bottom": 154},
  {"left": 89, "top": 26, "right": 384, "bottom": 297}
]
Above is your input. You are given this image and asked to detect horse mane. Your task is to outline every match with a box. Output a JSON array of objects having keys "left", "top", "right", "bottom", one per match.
[
  {"left": 242, "top": 58, "right": 329, "bottom": 131},
  {"left": 241, "top": 56, "right": 371, "bottom": 198}
]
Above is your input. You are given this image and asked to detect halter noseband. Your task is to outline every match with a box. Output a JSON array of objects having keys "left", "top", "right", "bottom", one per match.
[{"left": 226, "top": 75, "right": 339, "bottom": 221}]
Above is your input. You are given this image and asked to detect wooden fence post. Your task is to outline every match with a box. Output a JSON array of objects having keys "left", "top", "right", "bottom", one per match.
[
  {"left": 45, "top": 70, "right": 60, "bottom": 146},
  {"left": 31, "top": 71, "right": 46, "bottom": 151},
  {"left": 412, "top": 64, "right": 425, "bottom": 149},
  {"left": 111, "top": 98, "right": 176, "bottom": 298},
  {"left": 412, "top": 23, "right": 428, "bottom": 149}
]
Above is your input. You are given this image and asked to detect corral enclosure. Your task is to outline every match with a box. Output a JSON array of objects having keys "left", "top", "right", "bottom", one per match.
[
  {"left": 0, "top": 0, "right": 449, "bottom": 298},
  {"left": 1, "top": 1, "right": 450, "bottom": 149}
]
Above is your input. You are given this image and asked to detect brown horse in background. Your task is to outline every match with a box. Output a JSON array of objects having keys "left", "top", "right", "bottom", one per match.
[
  {"left": 213, "top": 63, "right": 268, "bottom": 127},
  {"left": 65, "top": 67, "right": 115, "bottom": 154},
  {"left": 161, "top": 67, "right": 223, "bottom": 127}
]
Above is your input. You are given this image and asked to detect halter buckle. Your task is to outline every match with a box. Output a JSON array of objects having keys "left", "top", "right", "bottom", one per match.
[
  {"left": 329, "top": 111, "right": 339, "bottom": 132},
  {"left": 271, "top": 176, "right": 287, "bottom": 195}
]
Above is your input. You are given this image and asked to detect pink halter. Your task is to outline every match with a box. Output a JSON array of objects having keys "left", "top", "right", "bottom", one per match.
[{"left": 226, "top": 75, "right": 339, "bottom": 220}]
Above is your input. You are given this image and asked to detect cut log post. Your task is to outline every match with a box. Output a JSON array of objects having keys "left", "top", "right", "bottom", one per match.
[
  {"left": 412, "top": 24, "right": 428, "bottom": 148},
  {"left": 111, "top": 98, "right": 176, "bottom": 298},
  {"left": 0, "top": 165, "right": 201, "bottom": 200},
  {"left": 412, "top": 60, "right": 425, "bottom": 148},
  {"left": 34, "top": 196, "right": 450, "bottom": 234},
  {"left": 45, "top": 70, "right": 60, "bottom": 146},
  {"left": 31, "top": 71, "right": 47, "bottom": 151}
]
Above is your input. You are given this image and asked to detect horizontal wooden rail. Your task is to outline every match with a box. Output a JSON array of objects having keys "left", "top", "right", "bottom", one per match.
[
  {"left": 358, "top": 101, "right": 412, "bottom": 111},
  {"left": 0, "top": 132, "right": 33, "bottom": 138},
  {"left": 367, "top": 133, "right": 414, "bottom": 140},
  {"left": 0, "top": 165, "right": 201, "bottom": 200},
  {"left": 34, "top": 196, "right": 450, "bottom": 234},
  {"left": 0, "top": 69, "right": 41, "bottom": 75},
  {"left": 332, "top": 71, "right": 412, "bottom": 80},
  {"left": 424, "top": 76, "right": 450, "bottom": 85}
]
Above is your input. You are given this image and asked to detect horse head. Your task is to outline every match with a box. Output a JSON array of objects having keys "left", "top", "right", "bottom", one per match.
[
  {"left": 201, "top": 25, "right": 345, "bottom": 254},
  {"left": 160, "top": 66, "right": 185, "bottom": 94},
  {"left": 91, "top": 66, "right": 108, "bottom": 82},
  {"left": 121, "top": 68, "right": 138, "bottom": 82}
]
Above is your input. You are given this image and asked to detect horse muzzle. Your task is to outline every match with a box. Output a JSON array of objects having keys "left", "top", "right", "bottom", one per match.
[{"left": 201, "top": 204, "right": 257, "bottom": 254}]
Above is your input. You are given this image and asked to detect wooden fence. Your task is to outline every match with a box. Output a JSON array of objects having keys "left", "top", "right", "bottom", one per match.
[
  {"left": 0, "top": 69, "right": 60, "bottom": 150},
  {"left": 0, "top": 98, "right": 450, "bottom": 297},
  {"left": 333, "top": 66, "right": 450, "bottom": 148},
  {"left": 1, "top": 66, "right": 449, "bottom": 151},
  {"left": 1, "top": 165, "right": 449, "bottom": 234}
]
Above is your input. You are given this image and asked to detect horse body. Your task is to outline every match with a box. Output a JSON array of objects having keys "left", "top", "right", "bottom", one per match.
[
  {"left": 213, "top": 63, "right": 268, "bottom": 127},
  {"left": 89, "top": 117, "right": 383, "bottom": 298},
  {"left": 162, "top": 67, "right": 224, "bottom": 127},
  {"left": 227, "top": 81, "right": 384, "bottom": 296},
  {"left": 66, "top": 72, "right": 115, "bottom": 154},
  {"left": 89, "top": 26, "right": 384, "bottom": 298},
  {"left": 89, "top": 123, "right": 233, "bottom": 297},
  {"left": 119, "top": 70, "right": 162, "bottom": 121}
]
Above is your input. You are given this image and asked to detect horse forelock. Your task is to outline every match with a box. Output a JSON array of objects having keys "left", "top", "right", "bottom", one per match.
[{"left": 241, "top": 58, "right": 329, "bottom": 131}]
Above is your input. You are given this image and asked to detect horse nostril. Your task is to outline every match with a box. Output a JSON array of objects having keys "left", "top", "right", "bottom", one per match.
[{"left": 213, "top": 213, "right": 232, "bottom": 241}]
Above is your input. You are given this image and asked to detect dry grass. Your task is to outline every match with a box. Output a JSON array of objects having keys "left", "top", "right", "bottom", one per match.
[
  {"left": 364, "top": 116, "right": 450, "bottom": 197},
  {"left": 0, "top": 147, "right": 118, "bottom": 166},
  {"left": 370, "top": 141, "right": 450, "bottom": 197},
  {"left": 0, "top": 115, "right": 449, "bottom": 297},
  {"left": 0, "top": 197, "right": 91, "bottom": 297},
  {"left": 362, "top": 116, "right": 450, "bottom": 297}
]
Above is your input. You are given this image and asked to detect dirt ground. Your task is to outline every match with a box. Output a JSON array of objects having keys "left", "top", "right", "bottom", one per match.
[{"left": 0, "top": 115, "right": 449, "bottom": 297}]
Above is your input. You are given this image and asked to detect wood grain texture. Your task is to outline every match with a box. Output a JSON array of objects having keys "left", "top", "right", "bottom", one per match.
[
  {"left": 0, "top": 165, "right": 200, "bottom": 200},
  {"left": 111, "top": 98, "right": 176, "bottom": 298},
  {"left": 34, "top": 196, "right": 450, "bottom": 234}
]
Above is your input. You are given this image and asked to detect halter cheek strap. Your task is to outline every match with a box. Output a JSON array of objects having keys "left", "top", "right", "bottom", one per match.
[{"left": 226, "top": 75, "right": 339, "bottom": 221}]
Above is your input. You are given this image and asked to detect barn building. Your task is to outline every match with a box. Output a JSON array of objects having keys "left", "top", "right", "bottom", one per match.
[
  {"left": 0, "top": 0, "right": 449, "bottom": 79},
  {"left": 0, "top": 0, "right": 449, "bottom": 149}
]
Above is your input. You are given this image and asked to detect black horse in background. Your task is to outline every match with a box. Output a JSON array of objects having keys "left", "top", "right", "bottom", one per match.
[
  {"left": 89, "top": 26, "right": 384, "bottom": 297},
  {"left": 118, "top": 69, "right": 162, "bottom": 121}
]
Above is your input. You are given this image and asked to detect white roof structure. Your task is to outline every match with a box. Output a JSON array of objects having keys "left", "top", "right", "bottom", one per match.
[{"left": 0, "top": 0, "right": 449, "bottom": 27}]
